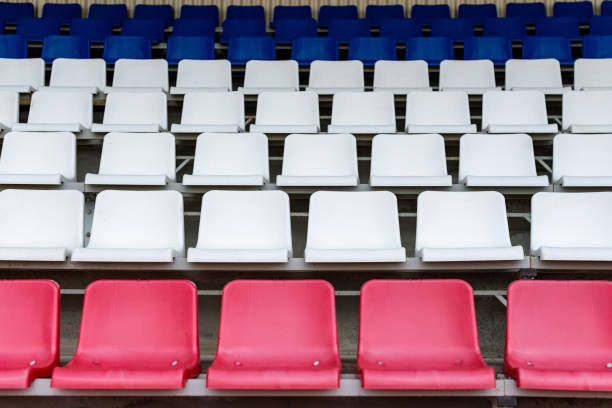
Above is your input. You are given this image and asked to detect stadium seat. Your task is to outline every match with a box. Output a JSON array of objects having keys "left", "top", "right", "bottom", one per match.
[
  {"left": 274, "top": 18, "right": 317, "bottom": 42},
  {"left": 553, "top": 0, "right": 593, "bottom": 22},
  {"left": 171, "top": 18, "right": 215, "bottom": 37},
  {"left": 220, "top": 18, "right": 266, "bottom": 43},
  {"left": 0, "top": 91, "right": 18, "bottom": 129},
  {"left": 534, "top": 16, "right": 580, "bottom": 37},
  {"left": 180, "top": 4, "right": 218, "bottom": 25},
  {"left": 553, "top": 133, "right": 612, "bottom": 187},
  {"left": 327, "top": 19, "right": 370, "bottom": 42},
  {"left": 17, "top": 17, "right": 60, "bottom": 41},
  {"left": 405, "top": 91, "right": 476, "bottom": 133},
  {"left": 582, "top": 35, "right": 612, "bottom": 58},
  {"left": 171, "top": 92, "right": 244, "bottom": 133},
  {"left": 226, "top": 4, "right": 265, "bottom": 20},
  {"left": 188, "top": 191, "right": 291, "bottom": 263},
  {"left": 70, "top": 18, "right": 113, "bottom": 42},
  {"left": 84, "top": 132, "right": 175, "bottom": 186},
  {"left": 165, "top": 36, "right": 215, "bottom": 65},
  {"left": 44, "top": 58, "right": 105, "bottom": 93},
  {"left": 369, "top": 133, "right": 452, "bottom": 187},
  {"left": 458, "top": 3, "right": 497, "bottom": 25},
  {"left": 239, "top": 60, "right": 299, "bottom": 94},
  {"left": 105, "top": 59, "right": 168, "bottom": 93},
  {"left": 250, "top": 91, "right": 319, "bottom": 133},
  {"left": 103, "top": 36, "right": 151, "bottom": 64},
  {"left": 305, "top": 191, "right": 405, "bottom": 263},
  {"left": 366, "top": 5, "right": 404, "bottom": 26},
  {"left": 51, "top": 280, "right": 200, "bottom": 388},
  {"left": 481, "top": 90, "right": 558, "bottom": 133},
  {"left": 170, "top": 59, "right": 231, "bottom": 94},
  {"left": 463, "top": 37, "right": 512, "bottom": 65},
  {"left": 562, "top": 90, "right": 612, "bottom": 132},
  {"left": 416, "top": 191, "right": 523, "bottom": 262},
  {"left": 133, "top": 4, "right": 174, "bottom": 28},
  {"left": 88, "top": 3, "right": 127, "bottom": 26},
  {"left": 92, "top": 91, "right": 167, "bottom": 132},
  {"left": 410, "top": 4, "right": 450, "bottom": 25},
  {"left": 505, "top": 59, "right": 569, "bottom": 93},
  {"left": 439, "top": 60, "right": 498, "bottom": 94},
  {"left": 603, "top": 0, "right": 612, "bottom": 15},
  {"left": 328, "top": 92, "right": 395, "bottom": 134},
  {"left": 0, "top": 57, "right": 44, "bottom": 92},
  {"left": 521, "top": 36, "right": 573, "bottom": 65},
  {"left": 431, "top": 18, "right": 474, "bottom": 41},
  {"left": 506, "top": 2, "right": 545, "bottom": 24},
  {"left": 458, "top": 133, "right": 549, "bottom": 187},
  {"left": 71, "top": 191, "right": 184, "bottom": 262},
  {"left": 41, "top": 3, "right": 81, "bottom": 25},
  {"left": 227, "top": 36, "right": 274, "bottom": 64},
  {"left": 0, "top": 131, "right": 75, "bottom": 185},
  {"left": 272, "top": 5, "right": 311, "bottom": 26},
  {"left": 378, "top": 19, "right": 421, "bottom": 40},
  {"left": 405, "top": 37, "right": 454, "bottom": 65},
  {"left": 121, "top": 18, "right": 165, "bottom": 44},
  {"left": 348, "top": 37, "right": 396, "bottom": 65},
  {"left": 0, "top": 2, "right": 33, "bottom": 24},
  {"left": 588, "top": 17, "right": 612, "bottom": 36},
  {"left": 306, "top": 60, "right": 363, "bottom": 93},
  {"left": 482, "top": 17, "right": 525, "bottom": 40},
  {"left": 0, "top": 189, "right": 83, "bottom": 261},
  {"left": 182, "top": 132, "right": 268, "bottom": 186},
  {"left": 373, "top": 60, "right": 430, "bottom": 93},
  {"left": 0, "top": 34, "right": 28, "bottom": 58},
  {"left": 276, "top": 133, "right": 358, "bottom": 187},
  {"left": 506, "top": 280, "right": 612, "bottom": 391},
  {"left": 0, "top": 280, "right": 59, "bottom": 388},
  {"left": 12, "top": 90, "right": 92, "bottom": 132},
  {"left": 292, "top": 38, "right": 339, "bottom": 65},
  {"left": 207, "top": 280, "right": 340, "bottom": 388},
  {"left": 574, "top": 58, "right": 612, "bottom": 90},
  {"left": 358, "top": 280, "right": 495, "bottom": 390},
  {"left": 318, "top": 5, "right": 358, "bottom": 27},
  {"left": 41, "top": 35, "right": 89, "bottom": 64}
]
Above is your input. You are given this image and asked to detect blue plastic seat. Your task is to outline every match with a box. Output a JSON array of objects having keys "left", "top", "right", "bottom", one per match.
[
  {"left": 365, "top": 5, "right": 404, "bottom": 27},
  {"left": 42, "top": 3, "right": 81, "bottom": 26},
  {"left": 0, "top": 2, "right": 33, "bottom": 24},
  {"left": 378, "top": 19, "right": 421, "bottom": 41},
  {"left": 458, "top": 4, "right": 497, "bottom": 26},
  {"left": 226, "top": 5, "right": 264, "bottom": 20},
  {"left": 166, "top": 35, "right": 214, "bottom": 65},
  {"left": 291, "top": 37, "right": 338, "bottom": 65},
  {"left": 272, "top": 5, "right": 311, "bottom": 27},
  {"left": 220, "top": 18, "right": 266, "bottom": 43},
  {"left": 180, "top": 5, "right": 218, "bottom": 26},
  {"left": 70, "top": 18, "right": 113, "bottom": 43},
  {"left": 602, "top": 1, "right": 612, "bottom": 16},
  {"left": 535, "top": 17, "right": 580, "bottom": 37},
  {"left": 506, "top": 2, "right": 545, "bottom": 25},
  {"left": 88, "top": 4, "right": 127, "bottom": 26},
  {"left": 0, "top": 34, "right": 27, "bottom": 58},
  {"left": 121, "top": 18, "right": 165, "bottom": 44},
  {"left": 522, "top": 36, "right": 573, "bottom": 65},
  {"left": 410, "top": 4, "right": 450, "bottom": 25},
  {"left": 274, "top": 18, "right": 317, "bottom": 43},
  {"left": 318, "top": 5, "right": 358, "bottom": 27},
  {"left": 553, "top": 1, "right": 593, "bottom": 22},
  {"left": 431, "top": 18, "right": 474, "bottom": 41},
  {"left": 328, "top": 18, "right": 370, "bottom": 42},
  {"left": 463, "top": 36, "right": 512, "bottom": 65},
  {"left": 405, "top": 36, "right": 453, "bottom": 65},
  {"left": 133, "top": 4, "right": 174, "bottom": 28},
  {"left": 227, "top": 36, "right": 275, "bottom": 65},
  {"left": 589, "top": 17, "right": 612, "bottom": 36},
  {"left": 172, "top": 18, "right": 215, "bottom": 37},
  {"left": 482, "top": 17, "right": 525, "bottom": 40},
  {"left": 582, "top": 35, "right": 612, "bottom": 58},
  {"left": 348, "top": 37, "right": 396, "bottom": 65},
  {"left": 103, "top": 35, "right": 151, "bottom": 64},
  {"left": 41, "top": 35, "right": 89, "bottom": 63},
  {"left": 16, "top": 17, "right": 60, "bottom": 41}
]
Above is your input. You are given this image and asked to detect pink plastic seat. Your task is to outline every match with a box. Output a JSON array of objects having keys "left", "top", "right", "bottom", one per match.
[
  {"left": 506, "top": 280, "right": 612, "bottom": 391},
  {"left": 0, "top": 280, "right": 59, "bottom": 389},
  {"left": 207, "top": 280, "right": 341, "bottom": 389},
  {"left": 51, "top": 280, "right": 200, "bottom": 389},
  {"left": 357, "top": 280, "right": 495, "bottom": 389}
]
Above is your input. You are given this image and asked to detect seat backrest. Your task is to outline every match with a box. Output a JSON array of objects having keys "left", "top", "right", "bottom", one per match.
[
  {"left": 506, "top": 2, "right": 546, "bottom": 24},
  {"left": 175, "top": 59, "right": 231, "bottom": 90},
  {"left": 17, "top": 17, "right": 60, "bottom": 40},
  {"left": 281, "top": 133, "right": 357, "bottom": 177},
  {"left": 404, "top": 37, "right": 454, "bottom": 65},
  {"left": 41, "top": 35, "right": 89, "bottom": 63},
  {"left": 587, "top": 16, "right": 612, "bottom": 35},
  {"left": 221, "top": 18, "right": 266, "bottom": 40},
  {"left": 0, "top": 131, "right": 75, "bottom": 180},
  {"left": 291, "top": 37, "right": 339, "bottom": 65},
  {"left": 482, "top": 90, "right": 549, "bottom": 127},
  {"left": 406, "top": 91, "right": 471, "bottom": 126},
  {"left": 505, "top": 59, "right": 563, "bottom": 89},
  {"left": 318, "top": 5, "right": 358, "bottom": 27},
  {"left": 331, "top": 92, "right": 395, "bottom": 126},
  {"left": 255, "top": 91, "right": 319, "bottom": 127},
  {"left": 112, "top": 59, "right": 168, "bottom": 91},
  {"left": 411, "top": 4, "right": 450, "bottom": 23},
  {"left": 180, "top": 4, "right": 219, "bottom": 25},
  {"left": 562, "top": 90, "right": 612, "bottom": 130},
  {"left": 0, "top": 91, "right": 18, "bottom": 128},
  {"left": 348, "top": 37, "right": 397, "bottom": 65},
  {"left": 88, "top": 4, "right": 127, "bottom": 26},
  {"left": 374, "top": 60, "right": 429, "bottom": 90},
  {"left": 458, "top": 3, "right": 497, "bottom": 21},
  {"left": 133, "top": 4, "right": 174, "bottom": 27},
  {"left": 378, "top": 19, "right": 421, "bottom": 40},
  {"left": 103, "top": 36, "right": 151, "bottom": 64},
  {"left": 439, "top": 59, "right": 495, "bottom": 89},
  {"left": 0, "top": 189, "right": 83, "bottom": 252},
  {"left": 521, "top": 36, "right": 572, "bottom": 62},
  {"left": 582, "top": 35, "right": 612, "bottom": 59},
  {"left": 463, "top": 37, "right": 512, "bottom": 63},
  {"left": 431, "top": 18, "right": 474, "bottom": 40},
  {"left": 308, "top": 60, "right": 364, "bottom": 89},
  {"left": 102, "top": 92, "right": 167, "bottom": 129},
  {"left": 574, "top": 58, "right": 612, "bottom": 89},
  {"left": 0, "top": 2, "right": 34, "bottom": 24},
  {"left": 416, "top": 191, "right": 512, "bottom": 252},
  {"left": 87, "top": 190, "right": 184, "bottom": 254},
  {"left": 603, "top": 0, "right": 612, "bottom": 16},
  {"left": 243, "top": 60, "right": 298, "bottom": 90},
  {"left": 553, "top": 0, "right": 593, "bottom": 20},
  {"left": 482, "top": 17, "right": 525, "bottom": 39},
  {"left": 274, "top": 18, "right": 318, "bottom": 42},
  {"left": 180, "top": 91, "right": 244, "bottom": 129},
  {"left": 327, "top": 18, "right": 370, "bottom": 41},
  {"left": 366, "top": 5, "right": 405, "bottom": 25},
  {"left": 0, "top": 57, "right": 44, "bottom": 89},
  {"left": 371, "top": 133, "right": 448, "bottom": 177},
  {"left": 226, "top": 4, "right": 265, "bottom": 20},
  {"left": 553, "top": 133, "right": 612, "bottom": 183},
  {"left": 272, "top": 5, "right": 312, "bottom": 24},
  {"left": 0, "top": 34, "right": 28, "bottom": 58},
  {"left": 535, "top": 16, "right": 580, "bottom": 37},
  {"left": 42, "top": 3, "right": 81, "bottom": 24},
  {"left": 172, "top": 18, "right": 215, "bottom": 37},
  {"left": 27, "top": 90, "right": 92, "bottom": 128},
  {"left": 227, "top": 36, "right": 275, "bottom": 64},
  {"left": 49, "top": 58, "right": 106, "bottom": 90}
]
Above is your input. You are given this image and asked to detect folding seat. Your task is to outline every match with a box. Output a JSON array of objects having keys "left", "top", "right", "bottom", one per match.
[
  {"left": 430, "top": 18, "right": 474, "bottom": 41},
  {"left": 307, "top": 60, "right": 363, "bottom": 93},
  {"left": 171, "top": 18, "right": 215, "bottom": 37},
  {"left": 458, "top": 133, "right": 549, "bottom": 187},
  {"left": 318, "top": 5, "right": 358, "bottom": 27},
  {"left": 16, "top": 17, "right": 60, "bottom": 41},
  {"left": 84, "top": 132, "right": 175, "bottom": 186},
  {"left": 274, "top": 18, "right": 317, "bottom": 43},
  {"left": 227, "top": 37, "right": 275, "bottom": 64},
  {"left": 220, "top": 18, "right": 266, "bottom": 43},
  {"left": 348, "top": 37, "right": 396, "bottom": 66},
  {"left": 0, "top": 2, "right": 33, "bottom": 24},
  {"left": 70, "top": 18, "right": 113, "bottom": 43},
  {"left": 588, "top": 16, "right": 612, "bottom": 36},
  {"left": 604, "top": 0, "right": 612, "bottom": 16},
  {"left": 171, "top": 92, "right": 244, "bottom": 133},
  {"left": 405, "top": 91, "right": 476, "bottom": 133},
  {"left": 482, "top": 17, "right": 525, "bottom": 40},
  {"left": 0, "top": 280, "right": 59, "bottom": 388},
  {"left": 562, "top": 91, "right": 612, "bottom": 133},
  {"left": 88, "top": 3, "right": 127, "bottom": 26},
  {"left": 43, "top": 58, "right": 105, "bottom": 94},
  {"left": 505, "top": 59, "right": 569, "bottom": 93},
  {"left": 51, "top": 280, "right": 200, "bottom": 388},
  {"left": 358, "top": 280, "right": 495, "bottom": 390},
  {"left": 70, "top": 190, "right": 184, "bottom": 262},
  {"left": 521, "top": 36, "right": 573, "bottom": 65},
  {"left": 0, "top": 131, "right": 75, "bottom": 185},
  {"left": 439, "top": 60, "right": 498, "bottom": 94},
  {"left": 276, "top": 133, "right": 358, "bottom": 187},
  {"left": 133, "top": 4, "right": 174, "bottom": 28},
  {"left": 553, "top": 134, "right": 612, "bottom": 187},
  {"left": 553, "top": 0, "right": 593, "bottom": 22},
  {"left": 291, "top": 37, "right": 339, "bottom": 65},
  {"left": 105, "top": 59, "right": 168, "bottom": 93},
  {"left": 405, "top": 37, "right": 454, "bottom": 65},
  {"left": 327, "top": 19, "right": 370, "bottom": 42},
  {"left": 0, "top": 189, "right": 83, "bottom": 261},
  {"left": 506, "top": 2, "right": 546, "bottom": 24},
  {"left": 0, "top": 57, "right": 44, "bottom": 92},
  {"left": 410, "top": 4, "right": 450, "bottom": 25},
  {"left": 0, "top": 91, "right": 18, "bottom": 130},
  {"left": 239, "top": 60, "right": 299, "bottom": 94},
  {"left": 182, "top": 132, "right": 268, "bottom": 186},
  {"left": 481, "top": 90, "right": 558, "bottom": 133},
  {"left": 12, "top": 91, "right": 92, "bottom": 132},
  {"left": 226, "top": 5, "right": 265, "bottom": 20},
  {"left": 458, "top": 3, "right": 497, "bottom": 26},
  {"left": 373, "top": 60, "right": 430, "bottom": 93},
  {"left": 170, "top": 59, "right": 232, "bottom": 94},
  {"left": 463, "top": 37, "right": 512, "bottom": 65},
  {"left": 369, "top": 133, "right": 452, "bottom": 187},
  {"left": 366, "top": 5, "right": 404, "bottom": 26},
  {"left": 534, "top": 16, "right": 580, "bottom": 37},
  {"left": 121, "top": 18, "right": 165, "bottom": 44},
  {"left": 207, "top": 280, "right": 340, "bottom": 388},
  {"left": 103, "top": 36, "right": 151, "bottom": 64},
  {"left": 166, "top": 36, "right": 215, "bottom": 65},
  {"left": 92, "top": 92, "right": 167, "bottom": 132},
  {"left": 272, "top": 5, "right": 311, "bottom": 26},
  {"left": 180, "top": 4, "right": 219, "bottom": 26},
  {"left": 582, "top": 35, "right": 612, "bottom": 59},
  {"left": 574, "top": 58, "right": 612, "bottom": 90},
  {"left": 42, "top": 3, "right": 81, "bottom": 25},
  {"left": 250, "top": 92, "right": 319, "bottom": 133},
  {"left": 378, "top": 19, "right": 421, "bottom": 41},
  {"left": 41, "top": 35, "right": 89, "bottom": 64},
  {"left": 305, "top": 191, "right": 405, "bottom": 263},
  {"left": 0, "top": 34, "right": 28, "bottom": 58},
  {"left": 416, "top": 191, "right": 524, "bottom": 262},
  {"left": 188, "top": 191, "right": 291, "bottom": 262},
  {"left": 328, "top": 92, "right": 395, "bottom": 134}
]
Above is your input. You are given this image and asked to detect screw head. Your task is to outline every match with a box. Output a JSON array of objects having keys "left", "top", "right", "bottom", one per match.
[
  {"left": 607, "top": 363, "right": 612, "bottom": 368},
  {"left": 377, "top": 361, "right": 384, "bottom": 366},
  {"left": 235, "top": 361, "right": 241, "bottom": 366},
  {"left": 29, "top": 360, "right": 36, "bottom": 366},
  {"left": 313, "top": 360, "right": 320, "bottom": 367},
  {"left": 171, "top": 360, "right": 178, "bottom": 367}
]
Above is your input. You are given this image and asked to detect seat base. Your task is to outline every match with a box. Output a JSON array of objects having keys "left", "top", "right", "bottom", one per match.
[
  {"left": 538, "top": 246, "right": 612, "bottom": 261},
  {"left": 104, "top": 86, "right": 165, "bottom": 93},
  {"left": 327, "top": 125, "right": 396, "bottom": 134},
  {"left": 440, "top": 86, "right": 500, "bottom": 95},
  {"left": 361, "top": 367, "right": 496, "bottom": 390},
  {"left": 170, "top": 86, "right": 230, "bottom": 95},
  {"left": 0, "top": 368, "right": 36, "bottom": 389},
  {"left": 71, "top": 248, "right": 174, "bottom": 262},
  {"left": 406, "top": 125, "right": 477, "bottom": 134},
  {"left": 464, "top": 175, "right": 549, "bottom": 187},
  {"left": 250, "top": 124, "right": 319, "bottom": 134},
  {"left": 170, "top": 124, "right": 241, "bottom": 133},
  {"left": 514, "top": 367, "right": 612, "bottom": 391},
  {"left": 369, "top": 175, "right": 452, "bottom": 187},
  {"left": 0, "top": 247, "right": 67, "bottom": 261},
  {"left": 41, "top": 85, "right": 100, "bottom": 94},
  {"left": 238, "top": 87, "right": 298, "bottom": 95},
  {"left": 91, "top": 124, "right": 162, "bottom": 133},
  {"left": 84, "top": 174, "right": 168, "bottom": 186},
  {"left": 182, "top": 174, "right": 265, "bottom": 186},
  {"left": 485, "top": 124, "right": 558, "bottom": 134},
  {"left": 51, "top": 367, "right": 188, "bottom": 389},
  {"left": 507, "top": 86, "right": 570, "bottom": 95},
  {"left": 206, "top": 366, "right": 340, "bottom": 390},
  {"left": 373, "top": 87, "right": 432, "bottom": 94},
  {"left": 276, "top": 175, "right": 359, "bottom": 187},
  {"left": 305, "top": 87, "right": 364, "bottom": 94},
  {"left": 12, "top": 123, "right": 83, "bottom": 132},
  {"left": 305, "top": 248, "right": 407, "bottom": 263},
  {"left": 561, "top": 176, "right": 612, "bottom": 187},
  {"left": 0, "top": 173, "right": 63, "bottom": 185},
  {"left": 420, "top": 246, "right": 525, "bottom": 262},
  {"left": 568, "top": 124, "right": 612, "bottom": 133},
  {"left": 187, "top": 248, "right": 289, "bottom": 263}
]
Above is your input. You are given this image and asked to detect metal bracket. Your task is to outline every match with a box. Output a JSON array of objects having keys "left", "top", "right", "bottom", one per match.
[
  {"left": 520, "top": 268, "right": 537, "bottom": 279},
  {"left": 496, "top": 396, "right": 518, "bottom": 408}
]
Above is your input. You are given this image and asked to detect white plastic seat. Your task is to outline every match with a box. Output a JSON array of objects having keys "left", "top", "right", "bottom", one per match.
[
  {"left": 71, "top": 190, "right": 184, "bottom": 262},
  {"left": 439, "top": 60, "right": 499, "bottom": 95},
  {"left": 276, "top": 133, "right": 358, "bottom": 186},
  {"left": 182, "top": 133, "right": 269, "bottom": 186},
  {"left": 373, "top": 60, "right": 431, "bottom": 94},
  {"left": 562, "top": 91, "right": 612, "bottom": 133},
  {"left": 0, "top": 58, "right": 44, "bottom": 93},
  {"left": 505, "top": 59, "right": 570, "bottom": 94},
  {"left": 531, "top": 192, "right": 612, "bottom": 261},
  {"left": 0, "top": 132, "right": 75, "bottom": 185},
  {"left": 0, "top": 189, "right": 83, "bottom": 261},
  {"left": 369, "top": 134, "right": 452, "bottom": 187},
  {"left": 84, "top": 133, "right": 175, "bottom": 186},
  {"left": 305, "top": 191, "right": 406, "bottom": 263},
  {"left": 0, "top": 91, "right": 18, "bottom": 129},
  {"left": 405, "top": 91, "right": 476, "bottom": 134},
  {"left": 12, "top": 90, "right": 92, "bottom": 132},
  {"left": 43, "top": 58, "right": 106, "bottom": 94},
  {"left": 91, "top": 92, "right": 167, "bottom": 132},
  {"left": 187, "top": 190, "right": 292, "bottom": 263},
  {"left": 553, "top": 133, "right": 612, "bottom": 187},
  {"left": 249, "top": 91, "right": 319, "bottom": 133},
  {"left": 306, "top": 60, "right": 364, "bottom": 94},
  {"left": 239, "top": 60, "right": 299, "bottom": 94},
  {"left": 328, "top": 92, "right": 396, "bottom": 134},
  {"left": 459, "top": 134, "right": 549, "bottom": 187},
  {"left": 574, "top": 58, "right": 612, "bottom": 90},
  {"left": 416, "top": 191, "right": 524, "bottom": 262},
  {"left": 105, "top": 59, "right": 168, "bottom": 93},
  {"left": 171, "top": 92, "right": 244, "bottom": 133},
  {"left": 170, "top": 60, "right": 232, "bottom": 94},
  {"left": 482, "top": 91, "right": 558, "bottom": 133}
]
